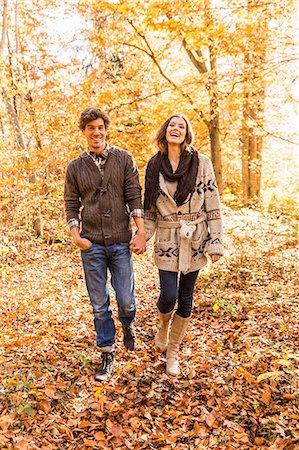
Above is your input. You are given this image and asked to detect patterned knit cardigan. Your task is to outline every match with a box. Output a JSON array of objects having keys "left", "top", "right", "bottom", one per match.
[{"left": 144, "top": 153, "right": 224, "bottom": 273}]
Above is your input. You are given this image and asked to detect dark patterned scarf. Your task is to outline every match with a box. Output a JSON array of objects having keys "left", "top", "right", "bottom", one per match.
[{"left": 144, "top": 148, "right": 199, "bottom": 210}]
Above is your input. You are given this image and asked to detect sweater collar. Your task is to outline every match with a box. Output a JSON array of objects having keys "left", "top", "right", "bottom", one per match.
[{"left": 82, "top": 145, "right": 117, "bottom": 159}]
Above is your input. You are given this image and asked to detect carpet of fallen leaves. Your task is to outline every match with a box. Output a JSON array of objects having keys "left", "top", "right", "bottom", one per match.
[{"left": 0, "top": 207, "right": 298, "bottom": 450}]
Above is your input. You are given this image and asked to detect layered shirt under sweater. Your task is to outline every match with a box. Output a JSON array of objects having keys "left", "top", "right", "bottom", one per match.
[
  {"left": 144, "top": 152, "right": 224, "bottom": 273},
  {"left": 64, "top": 145, "right": 143, "bottom": 246}
]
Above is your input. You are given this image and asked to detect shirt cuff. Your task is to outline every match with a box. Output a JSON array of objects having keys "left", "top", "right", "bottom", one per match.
[
  {"left": 130, "top": 208, "right": 144, "bottom": 218},
  {"left": 68, "top": 218, "right": 80, "bottom": 229}
]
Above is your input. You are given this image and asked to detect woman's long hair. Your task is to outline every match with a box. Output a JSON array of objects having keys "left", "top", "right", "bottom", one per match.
[{"left": 154, "top": 113, "right": 194, "bottom": 154}]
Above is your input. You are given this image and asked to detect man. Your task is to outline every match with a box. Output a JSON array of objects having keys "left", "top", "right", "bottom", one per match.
[{"left": 64, "top": 107, "right": 146, "bottom": 381}]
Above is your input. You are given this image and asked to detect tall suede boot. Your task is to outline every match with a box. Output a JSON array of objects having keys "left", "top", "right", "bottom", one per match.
[
  {"left": 155, "top": 310, "right": 174, "bottom": 352},
  {"left": 166, "top": 314, "right": 190, "bottom": 376}
]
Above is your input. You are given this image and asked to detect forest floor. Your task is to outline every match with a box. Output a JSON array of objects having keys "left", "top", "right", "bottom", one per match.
[{"left": 0, "top": 207, "right": 298, "bottom": 450}]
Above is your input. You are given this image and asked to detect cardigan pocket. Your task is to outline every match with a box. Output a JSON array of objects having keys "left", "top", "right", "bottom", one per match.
[
  {"left": 191, "top": 238, "right": 206, "bottom": 256},
  {"left": 154, "top": 241, "right": 179, "bottom": 259},
  {"left": 191, "top": 223, "right": 209, "bottom": 256},
  {"left": 192, "top": 221, "right": 208, "bottom": 241},
  {"left": 156, "top": 227, "right": 171, "bottom": 243}
]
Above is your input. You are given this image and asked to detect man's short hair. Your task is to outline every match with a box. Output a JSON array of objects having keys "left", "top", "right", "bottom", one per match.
[{"left": 79, "top": 108, "right": 110, "bottom": 131}]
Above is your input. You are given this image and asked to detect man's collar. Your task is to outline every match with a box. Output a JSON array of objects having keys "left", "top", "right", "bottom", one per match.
[{"left": 87, "top": 144, "right": 110, "bottom": 159}]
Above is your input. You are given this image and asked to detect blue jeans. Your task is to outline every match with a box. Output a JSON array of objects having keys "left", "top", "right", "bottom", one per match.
[
  {"left": 81, "top": 243, "right": 135, "bottom": 349},
  {"left": 158, "top": 269, "right": 199, "bottom": 318}
]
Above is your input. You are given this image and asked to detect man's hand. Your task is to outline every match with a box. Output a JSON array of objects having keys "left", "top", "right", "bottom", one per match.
[
  {"left": 74, "top": 237, "right": 93, "bottom": 250},
  {"left": 130, "top": 232, "right": 146, "bottom": 255},
  {"left": 210, "top": 254, "right": 222, "bottom": 263},
  {"left": 70, "top": 226, "right": 93, "bottom": 250}
]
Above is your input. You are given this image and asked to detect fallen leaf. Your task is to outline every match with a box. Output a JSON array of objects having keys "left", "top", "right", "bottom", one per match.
[
  {"left": 205, "top": 412, "right": 216, "bottom": 427},
  {"left": 261, "top": 389, "right": 271, "bottom": 405},
  {"left": 111, "top": 424, "right": 123, "bottom": 437},
  {"left": 15, "top": 439, "right": 29, "bottom": 450},
  {"left": 37, "top": 399, "right": 51, "bottom": 414},
  {"left": 83, "top": 439, "right": 98, "bottom": 447},
  {"left": 256, "top": 371, "right": 282, "bottom": 383},
  {"left": 94, "top": 431, "right": 106, "bottom": 440},
  {"left": 45, "top": 385, "right": 56, "bottom": 398}
]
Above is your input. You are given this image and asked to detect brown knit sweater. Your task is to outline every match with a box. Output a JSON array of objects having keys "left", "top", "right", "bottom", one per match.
[{"left": 64, "top": 146, "right": 142, "bottom": 245}]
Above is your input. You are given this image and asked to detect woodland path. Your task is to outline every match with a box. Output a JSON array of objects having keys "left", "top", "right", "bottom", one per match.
[{"left": 0, "top": 208, "right": 298, "bottom": 450}]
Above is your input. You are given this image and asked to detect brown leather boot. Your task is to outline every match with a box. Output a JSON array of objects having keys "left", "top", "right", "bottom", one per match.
[
  {"left": 155, "top": 310, "right": 174, "bottom": 352},
  {"left": 166, "top": 314, "right": 190, "bottom": 376}
]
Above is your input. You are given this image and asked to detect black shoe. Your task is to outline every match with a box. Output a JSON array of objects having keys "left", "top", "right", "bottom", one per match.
[
  {"left": 122, "top": 325, "right": 136, "bottom": 351},
  {"left": 94, "top": 351, "right": 116, "bottom": 381}
]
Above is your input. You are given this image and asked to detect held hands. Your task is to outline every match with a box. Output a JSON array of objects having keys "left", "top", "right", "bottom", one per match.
[
  {"left": 210, "top": 254, "right": 222, "bottom": 263},
  {"left": 130, "top": 232, "right": 146, "bottom": 255}
]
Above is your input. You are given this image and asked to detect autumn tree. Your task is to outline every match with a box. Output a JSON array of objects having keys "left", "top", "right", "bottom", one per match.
[
  {"left": 1, "top": 0, "right": 27, "bottom": 155},
  {"left": 240, "top": 2, "right": 267, "bottom": 204},
  {"left": 224, "top": 0, "right": 297, "bottom": 204},
  {"left": 77, "top": 0, "right": 226, "bottom": 191}
]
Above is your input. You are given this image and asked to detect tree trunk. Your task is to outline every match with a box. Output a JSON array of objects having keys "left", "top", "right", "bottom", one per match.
[
  {"left": 27, "top": 90, "right": 43, "bottom": 150},
  {"left": 182, "top": 34, "right": 223, "bottom": 193},
  {"left": 242, "top": 89, "right": 264, "bottom": 204},
  {"left": 0, "top": 0, "right": 8, "bottom": 56},
  {"left": 1, "top": 0, "right": 28, "bottom": 156},
  {"left": 209, "top": 115, "right": 222, "bottom": 193},
  {"left": 241, "top": 2, "right": 266, "bottom": 205},
  {"left": 207, "top": 33, "right": 222, "bottom": 193},
  {"left": 2, "top": 89, "right": 27, "bottom": 153}
]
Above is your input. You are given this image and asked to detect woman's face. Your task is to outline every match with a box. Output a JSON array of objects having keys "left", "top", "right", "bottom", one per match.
[{"left": 165, "top": 116, "right": 187, "bottom": 146}]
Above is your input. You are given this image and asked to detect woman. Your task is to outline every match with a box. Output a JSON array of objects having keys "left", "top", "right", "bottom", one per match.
[{"left": 143, "top": 114, "right": 223, "bottom": 377}]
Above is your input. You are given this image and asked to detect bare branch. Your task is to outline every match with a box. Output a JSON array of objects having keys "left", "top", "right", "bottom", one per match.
[
  {"left": 107, "top": 88, "right": 175, "bottom": 113},
  {"left": 182, "top": 39, "right": 208, "bottom": 74},
  {"left": 125, "top": 20, "right": 209, "bottom": 124}
]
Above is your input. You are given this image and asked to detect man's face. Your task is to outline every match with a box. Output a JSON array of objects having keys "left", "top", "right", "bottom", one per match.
[{"left": 82, "top": 118, "right": 108, "bottom": 152}]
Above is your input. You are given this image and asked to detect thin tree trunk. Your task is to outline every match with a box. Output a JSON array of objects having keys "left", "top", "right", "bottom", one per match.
[
  {"left": 181, "top": 0, "right": 223, "bottom": 193},
  {"left": 182, "top": 39, "right": 223, "bottom": 193},
  {"left": 0, "top": 0, "right": 8, "bottom": 56},
  {"left": 241, "top": 4, "right": 266, "bottom": 205},
  {"left": 1, "top": 0, "right": 28, "bottom": 156},
  {"left": 207, "top": 34, "right": 222, "bottom": 193},
  {"left": 3, "top": 88, "right": 27, "bottom": 152},
  {"left": 209, "top": 115, "right": 222, "bottom": 193},
  {"left": 27, "top": 90, "right": 43, "bottom": 150}
]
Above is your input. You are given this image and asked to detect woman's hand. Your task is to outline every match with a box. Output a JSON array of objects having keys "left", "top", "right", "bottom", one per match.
[
  {"left": 210, "top": 254, "right": 222, "bottom": 263},
  {"left": 130, "top": 232, "right": 146, "bottom": 255}
]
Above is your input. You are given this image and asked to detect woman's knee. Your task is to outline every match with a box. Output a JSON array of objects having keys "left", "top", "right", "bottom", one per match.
[
  {"left": 176, "top": 305, "right": 192, "bottom": 318},
  {"left": 158, "top": 291, "right": 177, "bottom": 313}
]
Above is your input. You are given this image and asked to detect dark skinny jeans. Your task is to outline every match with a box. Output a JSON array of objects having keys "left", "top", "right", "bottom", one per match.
[{"left": 157, "top": 269, "right": 199, "bottom": 318}]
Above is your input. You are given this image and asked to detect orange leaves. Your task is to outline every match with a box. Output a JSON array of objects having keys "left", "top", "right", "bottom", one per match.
[
  {"left": 79, "top": 420, "right": 93, "bottom": 428},
  {"left": 106, "top": 419, "right": 123, "bottom": 437},
  {"left": 14, "top": 439, "right": 30, "bottom": 450},
  {"left": 261, "top": 389, "right": 271, "bottom": 405},
  {"left": 83, "top": 439, "right": 98, "bottom": 447},
  {"left": 111, "top": 423, "right": 123, "bottom": 437},
  {"left": 37, "top": 399, "right": 51, "bottom": 414},
  {"left": 0, "top": 413, "right": 16, "bottom": 431},
  {"left": 129, "top": 417, "right": 141, "bottom": 429},
  {"left": 80, "top": 422, "right": 122, "bottom": 448},
  {"left": 44, "top": 385, "right": 57, "bottom": 398},
  {"left": 205, "top": 411, "right": 216, "bottom": 428},
  {"left": 94, "top": 431, "right": 106, "bottom": 440},
  {"left": 1, "top": 207, "right": 298, "bottom": 449}
]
